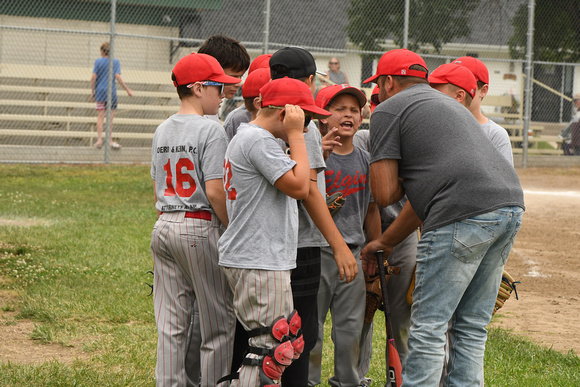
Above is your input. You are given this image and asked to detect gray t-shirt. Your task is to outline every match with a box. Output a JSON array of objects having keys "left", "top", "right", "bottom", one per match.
[
  {"left": 223, "top": 104, "right": 252, "bottom": 142},
  {"left": 218, "top": 123, "right": 298, "bottom": 270},
  {"left": 370, "top": 83, "right": 524, "bottom": 234},
  {"left": 481, "top": 119, "right": 513, "bottom": 166},
  {"left": 224, "top": 113, "right": 327, "bottom": 246},
  {"left": 297, "top": 121, "right": 328, "bottom": 248},
  {"left": 328, "top": 70, "right": 347, "bottom": 85},
  {"left": 324, "top": 146, "right": 373, "bottom": 246},
  {"left": 151, "top": 114, "right": 228, "bottom": 214},
  {"left": 353, "top": 129, "right": 407, "bottom": 229}
]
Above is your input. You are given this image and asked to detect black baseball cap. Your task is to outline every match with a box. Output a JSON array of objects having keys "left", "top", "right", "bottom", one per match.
[{"left": 270, "top": 46, "right": 326, "bottom": 80}]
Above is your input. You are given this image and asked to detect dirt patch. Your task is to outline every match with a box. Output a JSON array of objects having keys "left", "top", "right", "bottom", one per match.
[
  {"left": 489, "top": 167, "right": 580, "bottom": 356},
  {"left": 0, "top": 320, "right": 89, "bottom": 365},
  {"left": 0, "top": 289, "right": 89, "bottom": 365}
]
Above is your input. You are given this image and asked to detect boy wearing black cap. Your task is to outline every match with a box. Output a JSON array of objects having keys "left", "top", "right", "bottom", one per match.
[
  {"left": 269, "top": 46, "right": 358, "bottom": 387},
  {"left": 150, "top": 52, "right": 242, "bottom": 387},
  {"left": 219, "top": 78, "right": 331, "bottom": 387}
]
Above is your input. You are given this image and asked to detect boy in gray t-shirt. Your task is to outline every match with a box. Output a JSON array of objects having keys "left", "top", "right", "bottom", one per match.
[
  {"left": 453, "top": 56, "right": 514, "bottom": 165},
  {"left": 150, "top": 53, "right": 241, "bottom": 387},
  {"left": 218, "top": 78, "right": 331, "bottom": 387},
  {"left": 307, "top": 84, "right": 381, "bottom": 387}
]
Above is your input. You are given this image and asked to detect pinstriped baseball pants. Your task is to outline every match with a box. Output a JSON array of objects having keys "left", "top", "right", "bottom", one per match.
[
  {"left": 222, "top": 267, "right": 294, "bottom": 387},
  {"left": 151, "top": 211, "right": 235, "bottom": 387}
]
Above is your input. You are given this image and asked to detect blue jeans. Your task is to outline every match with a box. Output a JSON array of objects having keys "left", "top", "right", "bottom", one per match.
[{"left": 402, "top": 206, "right": 523, "bottom": 387}]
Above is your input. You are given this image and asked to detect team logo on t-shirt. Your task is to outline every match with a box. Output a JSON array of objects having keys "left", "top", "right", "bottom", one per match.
[{"left": 325, "top": 169, "right": 367, "bottom": 197}]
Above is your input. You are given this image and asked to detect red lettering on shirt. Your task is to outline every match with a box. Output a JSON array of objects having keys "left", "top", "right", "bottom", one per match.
[{"left": 325, "top": 169, "right": 367, "bottom": 197}]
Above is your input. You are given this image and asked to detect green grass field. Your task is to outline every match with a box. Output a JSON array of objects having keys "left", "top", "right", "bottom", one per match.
[{"left": 1, "top": 164, "right": 579, "bottom": 386}]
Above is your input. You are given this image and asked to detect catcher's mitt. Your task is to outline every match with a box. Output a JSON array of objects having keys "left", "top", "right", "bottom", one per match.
[
  {"left": 326, "top": 191, "right": 346, "bottom": 217},
  {"left": 364, "top": 265, "right": 401, "bottom": 324},
  {"left": 364, "top": 274, "right": 382, "bottom": 324},
  {"left": 493, "top": 270, "right": 520, "bottom": 315}
]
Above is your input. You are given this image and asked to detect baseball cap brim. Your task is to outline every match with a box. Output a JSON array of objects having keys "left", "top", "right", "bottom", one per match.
[
  {"left": 335, "top": 87, "right": 367, "bottom": 108},
  {"left": 209, "top": 73, "right": 242, "bottom": 84},
  {"left": 363, "top": 74, "right": 380, "bottom": 84},
  {"left": 303, "top": 105, "right": 332, "bottom": 119},
  {"left": 316, "top": 85, "right": 367, "bottom": 109}
]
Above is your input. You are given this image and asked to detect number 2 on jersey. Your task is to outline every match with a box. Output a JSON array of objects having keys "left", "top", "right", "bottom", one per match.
[{"left": 163, "top": 159, "right": 196, "bottom": 197}]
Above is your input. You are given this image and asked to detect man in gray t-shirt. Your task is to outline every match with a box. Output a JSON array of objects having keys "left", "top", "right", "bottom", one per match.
[{"left": 360, "top": 49, "right": 524, "bottom": 386}]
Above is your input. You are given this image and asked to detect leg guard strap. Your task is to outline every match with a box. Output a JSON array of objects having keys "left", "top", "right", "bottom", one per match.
[
  {"left": 247, "top": 342, "right": 294, "bottom": 366},
  {"left": 242, "top": 356, "right": 284, "bottom": 386},
  {"left": 248, "top": 316, "right": 290, "bottom": 342}
]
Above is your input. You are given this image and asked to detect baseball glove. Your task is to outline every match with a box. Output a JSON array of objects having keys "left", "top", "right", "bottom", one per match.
[
  {"left": 364, "top": 265, "right": 401, "bottom": 324},
  {"left": 493, "top": 270, "right": 520, "bottom": 315},
  {"left": 364, "top": 273, "right": 382, "bottom": 324},
  {"left": 326, "top": 191, "right": 346, "bottom": 217}
]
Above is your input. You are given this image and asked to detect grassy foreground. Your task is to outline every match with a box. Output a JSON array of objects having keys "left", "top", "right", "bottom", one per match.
[{"left": 0, "top": 164, "right": 578, "bottom": 386}]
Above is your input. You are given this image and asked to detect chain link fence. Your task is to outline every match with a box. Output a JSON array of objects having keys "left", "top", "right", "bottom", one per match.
[{"left": 1, "top": 0, "right": 579, "bottom": 163}]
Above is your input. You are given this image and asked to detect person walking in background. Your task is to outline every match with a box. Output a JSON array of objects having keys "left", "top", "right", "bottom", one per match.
[{"left": 91, "top": 41, "right": 133, "bottom": 149}]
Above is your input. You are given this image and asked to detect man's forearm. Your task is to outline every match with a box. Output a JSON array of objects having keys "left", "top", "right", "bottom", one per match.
[{"left": 379, "top": 201, "right": 422, "bottom": 249}]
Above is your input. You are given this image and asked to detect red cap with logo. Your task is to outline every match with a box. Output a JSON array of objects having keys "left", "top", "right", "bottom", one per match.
[
  {"left": 453, "top": 56, "right": 489, "bottom": 85},
  {"left": 172, "top": 53, "right": 242, "bottom": 87},
  {"left": 364, "top": 49, "right": 428, "bottom": 84},
  {"left": 249, "top": 54, "right": 272, "bottom": 74},
  {"left": 315, "top": 84, "right": 367, "bottom": 110},
  {"left": 260, "top": 78, "right": 331, "bottom": 119},
  {"left": 428, "top": 63, "right": 477, "bottom": 98},
  {"left": 242, "top": 67, "right": 271, "bottom": 98}
]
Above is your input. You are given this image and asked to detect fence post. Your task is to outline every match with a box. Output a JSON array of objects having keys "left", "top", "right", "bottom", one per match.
[
  {"left": 262, "top": 0, "right": 271, "bottom": 54},
  {"left": 522, "top": 0, "right": 535, "bottom": 168},
  {"left": 403, "top": 0, "right": 409, "bottom": 49},
  {"left": 104, "top": 0, "right": 117, "bottom": 164}
]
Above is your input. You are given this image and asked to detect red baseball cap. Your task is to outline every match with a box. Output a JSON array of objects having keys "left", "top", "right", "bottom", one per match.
[
  {"left": 453, "top": 56, "right": 489, "bottom": 85},
  {"left": 364, "top": 49, "right": 428, "bottom": 84},
  {"left": 172, "top": 53, "right": 242, "bottom": 87},
  {"left": 242, "top": 67, "right": 271, "bottom": 98},
  {"left": 260, "top": 78, "right": 331, "bottom": 119},
  {"left": 370, "top": 85, "right": 380, "bottom": 112},
  {"left": 428, "top": 63, "right": 477, "bottom": 98},
  {"left": 315, "top": 84, "right": 367, "bottom": 110},
  {"left": 248, "top": 54, "right": 272, "bottom": 74}
]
